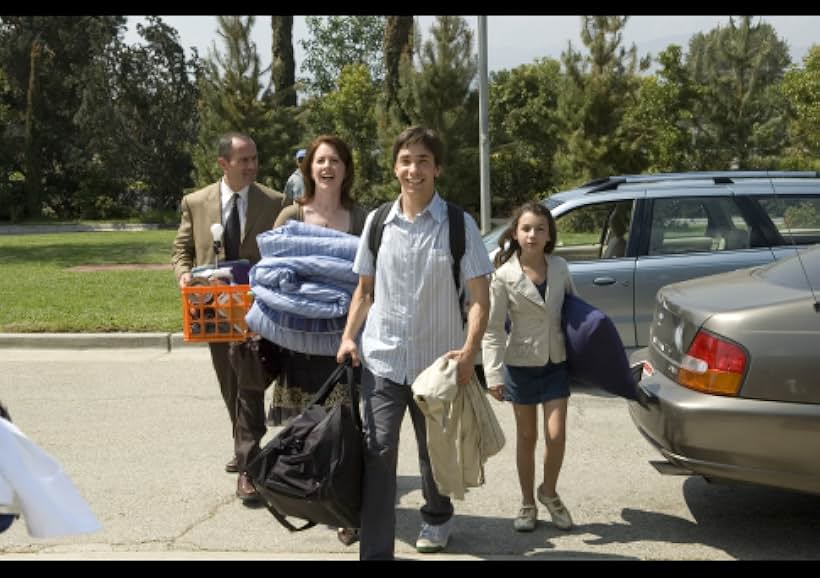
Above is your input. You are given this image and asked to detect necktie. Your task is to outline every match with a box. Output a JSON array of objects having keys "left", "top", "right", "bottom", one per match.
[{"left": 224, "top": 194, "right": 241, "bottom": 261}]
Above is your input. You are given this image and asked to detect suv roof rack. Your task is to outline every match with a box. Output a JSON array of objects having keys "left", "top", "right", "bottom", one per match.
[
  {"left": 580, "top": 171, "right": 819, "bottom": 193},
  {"left": 578, "top": 177, "right": 627, "bottom": 193}
]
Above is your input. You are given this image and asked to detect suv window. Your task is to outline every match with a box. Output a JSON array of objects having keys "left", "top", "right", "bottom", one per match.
[
  {"left": 649, "top": 196, "right": 756, "bottom": 256},
  {"left": 555, "top": 200, "right": 633, "bottom": 261},
  {"left": 757, "top": 196, "right": 820, "bottom": 245}
]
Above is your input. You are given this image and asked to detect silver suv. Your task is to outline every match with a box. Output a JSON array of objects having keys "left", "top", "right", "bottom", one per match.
[{"left": 483, "top": 171, "right": 820, "bottom": 348}]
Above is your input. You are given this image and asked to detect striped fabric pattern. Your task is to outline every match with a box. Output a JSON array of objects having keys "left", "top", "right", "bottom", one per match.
[
  {"left": 247, "top": 220, "right": 359, "bottom": 355},
  {"left": 354, "top": 193, "right": 494, "bottom": 385}
]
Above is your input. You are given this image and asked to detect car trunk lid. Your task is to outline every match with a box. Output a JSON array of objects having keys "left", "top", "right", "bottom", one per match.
[{"left": 649, "top": 256, "right": 820, "bottom": 403}]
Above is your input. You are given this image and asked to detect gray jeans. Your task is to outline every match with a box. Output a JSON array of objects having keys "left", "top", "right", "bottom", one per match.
[{"left": 358, "top": 369, "right": 453, "bottom": 561}]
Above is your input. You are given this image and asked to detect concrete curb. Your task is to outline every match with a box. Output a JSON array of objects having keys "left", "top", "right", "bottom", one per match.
[
  {"left": 169, "top": 333, "right": 208, "bottom": 349},
  {"left": 0, "top": 333, "right": 207, "bottom": 350}
]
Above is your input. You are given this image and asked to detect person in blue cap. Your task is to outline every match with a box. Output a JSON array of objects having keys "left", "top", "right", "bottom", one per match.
[{"left": 283, "top": 148, "right": 307, "bottom": 204}]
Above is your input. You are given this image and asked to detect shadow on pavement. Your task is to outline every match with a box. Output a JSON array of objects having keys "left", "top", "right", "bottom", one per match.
[
  {"left": 393, "top": 510, "right": 635, "bottom": 560},
  {"left": 391, "top": 476, "right": 635, "bottom": 560},
  {"left": 580, "top": 476, "right": 820, "bottom": 560}
]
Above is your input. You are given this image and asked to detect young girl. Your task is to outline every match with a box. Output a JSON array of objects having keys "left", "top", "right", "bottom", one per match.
[{"left": 481, "top": 202, "right": 576, "bottom": 532}]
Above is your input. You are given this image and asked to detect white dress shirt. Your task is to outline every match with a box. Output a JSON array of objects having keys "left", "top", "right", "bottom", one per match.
[{"left": 220, "top": 179, "right": 249, "bottom": 238}]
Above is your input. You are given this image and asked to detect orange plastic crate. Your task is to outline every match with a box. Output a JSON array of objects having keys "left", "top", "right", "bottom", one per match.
[{"left": 181, "top": 283, "right": 253, "bottom": 342}]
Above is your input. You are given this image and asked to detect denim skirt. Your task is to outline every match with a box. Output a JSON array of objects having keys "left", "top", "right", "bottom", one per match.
[{"left": 503, "top": 360, "right": 570, "bottom": 405}]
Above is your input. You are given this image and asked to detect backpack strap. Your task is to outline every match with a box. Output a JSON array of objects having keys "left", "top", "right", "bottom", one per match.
[
  {"left": 368, "top": 201, "right": 393, "bottom": 270},
  {"left": 446, "top": 202, "right": 466, "bottom": 325}
]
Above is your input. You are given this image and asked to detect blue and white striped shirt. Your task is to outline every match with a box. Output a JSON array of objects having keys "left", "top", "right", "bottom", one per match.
[{"left": 353, "top": 193, "right": 494, "bottom": 385}]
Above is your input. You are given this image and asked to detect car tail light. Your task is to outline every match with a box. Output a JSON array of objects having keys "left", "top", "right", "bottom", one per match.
[{"left": 677, "top": 330, "right": 746, "bottom": 396}]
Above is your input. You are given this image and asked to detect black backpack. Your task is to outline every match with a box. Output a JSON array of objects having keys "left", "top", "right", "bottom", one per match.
[
  {"left": 369, "top": 200, "right": 466, "bottom": 322},
  {"left": 246, "top": 361, "right": 362, "bottom": 531}
]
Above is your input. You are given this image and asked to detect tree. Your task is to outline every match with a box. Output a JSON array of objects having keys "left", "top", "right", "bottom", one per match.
[
  {"left": 23, "top": 35, "right": 43, "bottom": 219},
  {"left": 303, "top": 64, "right": 381, "bottom": 207},
  {"left": 781, "top": 45, "right": 820, "bottom": 168},
  {"left": 299, "top": 16, "right": 385, "bottom": 96},
  {"left": 398, "top": 16, "right": 479, "bottom": 213},
  {"left": 270, "top": 16, "right": 296, "bottom": 107},
  {"left": 35, "top": 16, "right": 202, "bottom": 218},
  {"left": 621, "top": 45, "right": 702, "bottom": 172},
  {"left": 111, "top": 17, "right": 200, "bottom": 211},
  {"left": 0, "top": 67, "right": 24, "bottom": 221},
  {"left": 0, "top": 16, "right": 125, "bottom": 219},
  {"left": 192, "top": 16, "right": 299, "bottom": 190},
  {"left": 555, "top": 16, "right": 648, "bottom": 187},
  {"left": 687, "top": 16, "right": 791, "bottom": 169},
  {"left": 488, "top": 58, "right": 563, "bottom": 213},
  {"left": 383, "top": 16, "right": 414, "bottom": 125}
]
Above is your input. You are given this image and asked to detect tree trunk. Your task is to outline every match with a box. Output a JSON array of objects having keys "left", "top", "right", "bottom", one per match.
[
  {"left": 271, "top": 16, "right": 296, "bottom": 107},
  {"left": 383, "top": 16, "right": 414, "bottom": 124},
  {"left": 24, "top": 37, "right": 43, "bottom": 220}
]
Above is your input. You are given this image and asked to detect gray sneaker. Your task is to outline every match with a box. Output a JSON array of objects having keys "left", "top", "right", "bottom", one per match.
[
  {"left": 537, "top": 487, "right": 573, "bottom": 530},
  {"left": 513, "top": 505, "right": 538, "bottom": 532},
  {"left": 416, "top": 519, "right": 452, "bottom": 553}
]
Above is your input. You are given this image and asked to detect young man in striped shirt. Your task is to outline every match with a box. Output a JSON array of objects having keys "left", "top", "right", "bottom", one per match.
[{"left": 337, "top": 126, "right": 493, "bottom": 560}]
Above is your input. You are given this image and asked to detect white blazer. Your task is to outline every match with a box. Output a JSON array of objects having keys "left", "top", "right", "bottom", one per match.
[
  {"left": 0, "top": 416, "right": 100, "bottom": 538},
  {"left": 481, "top": 252, "right": 576, "bottom": 387}
]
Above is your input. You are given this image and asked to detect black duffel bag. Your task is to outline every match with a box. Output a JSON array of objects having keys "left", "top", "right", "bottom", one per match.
[{"left": 246, "top": 360, "right": 362, "bottom": 532}]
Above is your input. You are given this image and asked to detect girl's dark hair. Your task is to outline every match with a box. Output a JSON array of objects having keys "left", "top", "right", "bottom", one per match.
[
  {"left": 298, "top": 134, "right": 355, "bottom": 210},
  {"left": 494, "top": 201, "right": 557, "bottom": 268}
]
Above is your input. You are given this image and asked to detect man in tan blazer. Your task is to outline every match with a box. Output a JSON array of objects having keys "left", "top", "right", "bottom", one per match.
[{"left": 172, "top": 132, "right": 285, "bottom": 503}]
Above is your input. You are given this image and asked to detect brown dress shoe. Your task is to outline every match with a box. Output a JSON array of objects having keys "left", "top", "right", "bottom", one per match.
[
  {"left": 236, "top": 472, "right": 261, "bottom": 503},
  {"left": 337, "top": 527, "right": 359, "bottom": 546},
  {"left": 225, "top": 456, "right": 239, "bottom": 473}
]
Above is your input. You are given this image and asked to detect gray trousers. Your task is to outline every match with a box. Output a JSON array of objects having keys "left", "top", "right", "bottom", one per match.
[
  {"left": 358, "top": 369, "right": 453, "bottom": 561},
  {"left": 209, "top": 342, "right": 238, "bottom": 430}
]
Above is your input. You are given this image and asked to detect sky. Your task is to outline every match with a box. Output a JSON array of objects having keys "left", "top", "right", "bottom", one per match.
[{"left": 124, "top": 15, "right": 818, "bottom": 75}]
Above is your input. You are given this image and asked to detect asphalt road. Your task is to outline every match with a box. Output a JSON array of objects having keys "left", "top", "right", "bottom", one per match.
[{"left": 1, "top": 346, "right": 818, "bottom": 560}]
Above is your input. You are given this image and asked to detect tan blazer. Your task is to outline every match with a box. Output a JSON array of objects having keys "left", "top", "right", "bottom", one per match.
[
  {"left": 481, "top": 252, "right": 577, "bottom": 387},
  {"left": 172, "top": 181, "right": 285, "bottom": 281},
  {"left": 412, "top": 355, "right": 505, "bottom": 499}
]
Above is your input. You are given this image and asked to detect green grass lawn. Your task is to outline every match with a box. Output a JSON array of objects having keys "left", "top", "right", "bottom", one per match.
[{"left": 0, "top": 231, "right": 183, "bottom": 332}]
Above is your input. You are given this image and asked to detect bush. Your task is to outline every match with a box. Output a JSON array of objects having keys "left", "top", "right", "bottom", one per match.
[
  {"left": 784, "top": 201, "right": 818, "bottom": 228},
  {"left": 0, "top": 172, "right": 26, "bottom": 222}
]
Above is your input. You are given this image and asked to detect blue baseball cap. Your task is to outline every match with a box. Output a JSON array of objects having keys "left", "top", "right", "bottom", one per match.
[{"left": 296, "top": 149, "right": 307, "bottom": 160}]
